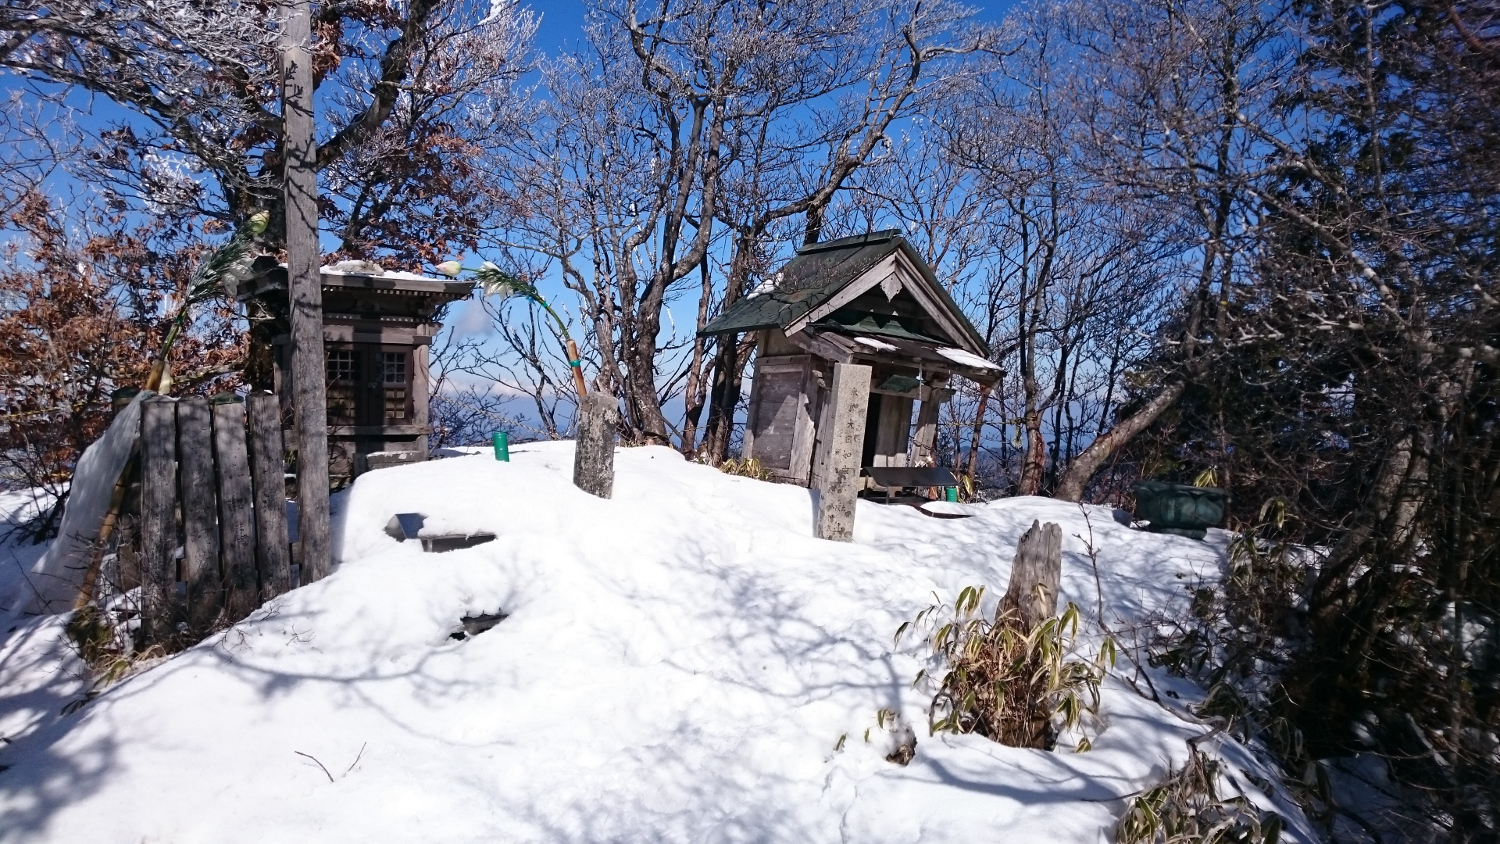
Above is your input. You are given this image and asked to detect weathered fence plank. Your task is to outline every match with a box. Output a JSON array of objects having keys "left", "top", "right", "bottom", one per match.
[
  {"left": 139, "top": 396, "right": 180, "bottom": 643},
  {"left": 573, "top": 393, "right": 619, "bottom": 499},
  {"left": 176, "top": 397, "right": 220, "bottom": 632},
  {"left": 814, "top": 363, "right": 872, "bottom": 542},
  {"left": 247, "top": 393, "right": 291, "bottom": 601},
  {"left": 1000, "top": 520, "right": 1063, "bottom": 630},
  {"left": 88, "top": 390, "right": 306, "bottom": 648},
  {"left": 212, "top": 397, "right": 258, "bottom": 623}
]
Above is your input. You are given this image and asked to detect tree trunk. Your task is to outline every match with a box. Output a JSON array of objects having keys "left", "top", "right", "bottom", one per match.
[
  {"left": 1308, "top": 426, "right": 1419, "bottom": 617},
  {"left": 1053, "top": 379, "right": 1186, "bottom": 502},
  {"left": 1017, "top": 402, "right": 1046, "bottom": 496},
  {"left": 701, "top": 337, "right": 742, "bottom": 462},
  {"left": 680, "top": 255, "right": 715, "bottom": 454},
  {"left": 964, "top": 384, "right": 991, "bottom": 480},
  {"left": 282, "top": 0, "right": 330, "bottom": 583},
  {"left": 626, "top": 334, "right": 671, "bottom": 446},
  {"left": 700, "top": 229, "right": 761, "bottom": 462}
]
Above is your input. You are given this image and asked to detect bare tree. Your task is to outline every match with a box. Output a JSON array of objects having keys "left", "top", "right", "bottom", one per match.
[
  {"left": 694, "top": 0, "right": 986, "bottom": 461},
  {"left": 427, "top": 311, "right": 567, "bottom": 447},
  {"left": 0, "top": 97, "right": 78, "bottom": 218},
  {"left": 1049, "top": 0, "right": 1292, "bottom": 500},
  {"left": 2, "top": 0, "right": 537, "bottom": 264},
  {"left": 483, "top": 0, "right": 983, "bottom": 453},
  {"left": 926, "top": 0, "right": 1174, "bottom": 494}
]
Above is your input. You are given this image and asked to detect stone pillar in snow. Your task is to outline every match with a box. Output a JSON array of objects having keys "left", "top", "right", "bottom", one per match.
[
  {"left": 814, "top": 363, "right": 872, "bottom": 541},
  {"left": 573, "top": 393, "right": 620, "bottom": 499}
]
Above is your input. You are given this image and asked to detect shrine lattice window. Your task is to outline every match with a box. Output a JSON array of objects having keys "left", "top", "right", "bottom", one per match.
[
  {"left": 324, "top": 346, "right": 414, "bottom": 426},
  {"left": 382, "top": 352, "right": 408, "bottom": 421},
  {"left": 326, "top": 349, "right": 360, "bottom": 425}
]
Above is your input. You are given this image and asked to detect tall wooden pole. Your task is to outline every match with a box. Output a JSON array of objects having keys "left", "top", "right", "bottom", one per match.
[{"left": 281, "top": 0, "right": 330, "bottom": 583}]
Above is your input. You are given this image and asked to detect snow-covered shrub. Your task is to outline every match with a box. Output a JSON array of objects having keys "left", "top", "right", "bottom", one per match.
[
  {"left": 717, "top": 457, "right": 774, "bottom": 481},
  {"left": 61, "top": 600, "right": 170, "bottom": 714},
  {"left": 899, "top": 587, "right": 1115, "bottom": 750},
  {"left": 1116, "top": 745, "right": 1285, "bottom": 844},
  {"left": 1148, "top": 504, "right": 1347, "bottom": 823}
]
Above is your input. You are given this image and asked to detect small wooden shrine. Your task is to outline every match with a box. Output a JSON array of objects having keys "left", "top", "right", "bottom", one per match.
[
  {"left": 699, "top": 230, "right": 1001, "bottom": 490},
  {"left": 236, "top": 260, "right": 473, "bottom": 485}
]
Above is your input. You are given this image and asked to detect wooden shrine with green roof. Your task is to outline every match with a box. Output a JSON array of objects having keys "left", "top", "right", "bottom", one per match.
[{"left": 699, "top": 230, "right": 1001, "bottom": 490}]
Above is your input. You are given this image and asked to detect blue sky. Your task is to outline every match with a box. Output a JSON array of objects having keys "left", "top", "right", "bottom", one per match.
[
  {"left": 527, "top": 1, "right": 1015, "bottom": 54},
  {"left": 531, "top": 1, "right": 592, "bottom": 53}
]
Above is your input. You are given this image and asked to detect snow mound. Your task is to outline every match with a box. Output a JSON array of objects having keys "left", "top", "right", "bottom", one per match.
[{"left": 0, "top": 444, "right": 1308, "bottom": 843}]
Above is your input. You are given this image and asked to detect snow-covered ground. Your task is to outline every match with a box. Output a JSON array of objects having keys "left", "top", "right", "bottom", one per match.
[{"left": 0, "top": 444, "right": 1310, "bottom": 843}]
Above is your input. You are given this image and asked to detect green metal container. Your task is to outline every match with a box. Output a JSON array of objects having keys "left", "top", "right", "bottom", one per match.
[
  {"left": 492, "top": 431, "right": 510, "bottom": 462},
  {"left": 1132, "top": 480, "right": 1228, "bottom": 540}
]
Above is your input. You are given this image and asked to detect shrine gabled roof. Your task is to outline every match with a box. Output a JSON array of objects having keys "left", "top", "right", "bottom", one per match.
[{"left": 698, "top": 230, "right": 987, "bottom": 356}]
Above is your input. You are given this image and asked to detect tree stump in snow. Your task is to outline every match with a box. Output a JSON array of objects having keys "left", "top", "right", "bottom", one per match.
[
  {"left": 1000, "top": 520, "right": 1063, "bottom": 629},
  {"left": 573, "top": 392, "right": 619, "bottom": 499}
]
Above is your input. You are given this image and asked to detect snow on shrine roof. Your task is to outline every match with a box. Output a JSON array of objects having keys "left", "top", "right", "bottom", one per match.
[
  {"left": 320, "top": 265, "right": 449, "bottom": 284},
  {"left": 936, "top": 347, "right": 1002, "bottom": 371},
  {"left": 805, "top": 328, "right": 1003, "bottom": 385},
  {"left": 318, "top": 266, "right": 473, "bottom": 298},
  {"left": 233, "top": 259, "right": 474, "bottom": 301}
]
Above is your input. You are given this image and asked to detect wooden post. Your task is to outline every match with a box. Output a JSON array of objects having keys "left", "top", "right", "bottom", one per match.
[
  {"left": 814, "top": 363, "right": 871, "bottom": 542},
  {"left": 790, "top": 365, "right": 821, "bottom": 484},
  {"left": 572, "top": 392, "right": 619, "bottom": 499},
  {"left": 115, "top": 516, "right": 141, "bottom": 596},
  {"left": 911, "top": 378, "right": 951, "bottom": 467},
  {"left": 1000, "top": 520, "right": 1063, "bottom": 629},
  {"left": 873, "top": 394, "right": 913, "bottom": 468},
  {"left": 281, "top": 0, "right": 331, "bottom": 583},
  {"left": 247, "top": 393, "right": 292, "bottom": 601},
  {"left": 212, "top": 397, "right": 258, "bottom": 622},
  {"left": 808, "top": 364, "right": 836, "bottom": 491},
  {"left": 176, "top": 397, "right": 221, "bottom": 632},
  {"left": 138, "top": 396, "right": 180, "bottom": 644},
  {"left": 412, "top": 343, "right": 432, "bottom": 455}
]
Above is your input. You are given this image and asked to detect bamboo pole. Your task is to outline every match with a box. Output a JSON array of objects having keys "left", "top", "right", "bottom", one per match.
[{"left": 565, "top": 339, "right": 589, "bottom": 397}]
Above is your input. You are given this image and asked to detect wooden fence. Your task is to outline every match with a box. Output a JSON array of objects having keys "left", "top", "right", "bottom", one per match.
[{"left": 135, "top": 393, "right": 293, "bottom": 644}]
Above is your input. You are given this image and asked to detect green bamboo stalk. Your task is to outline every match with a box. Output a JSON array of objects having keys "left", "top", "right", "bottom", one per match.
[
  {"left": 438, "top": 260, "right": 590, "bottom": 396},
  {"left": 145, "top": 211, "right": 269, "bottom": 392}
]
